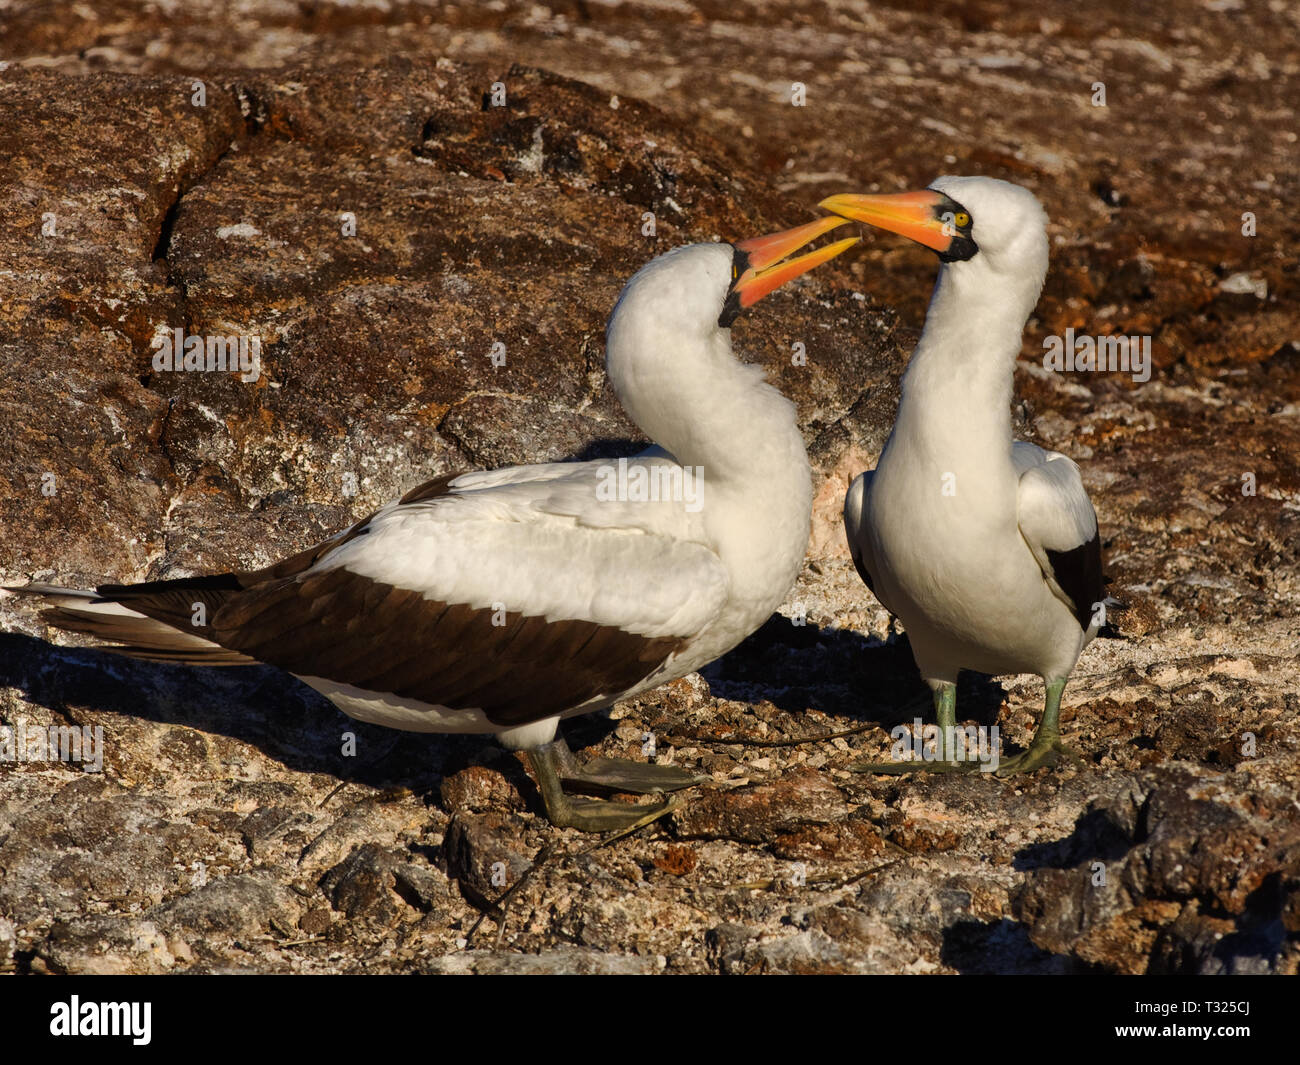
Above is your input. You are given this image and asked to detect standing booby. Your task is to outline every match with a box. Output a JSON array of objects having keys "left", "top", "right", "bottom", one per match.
[
  {"left": 7, "top": 217, "right": 857, "bottom": 829},
  {"left": 821, "top": 177, "right": 1116, "bottom": 774}
]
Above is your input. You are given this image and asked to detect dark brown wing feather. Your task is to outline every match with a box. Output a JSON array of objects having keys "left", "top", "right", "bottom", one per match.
[
  {"left": 219, "top": 568, "right": 684, "bottom": 726},
  {"left": 1045, "top": 532, "right": 1106, "bottom": 630},
  {"left": 36, "top": 601, "right": 255, "bottom": 664},
  {"left": 82, "top": 470, "right": 686, "bottom": 728}
]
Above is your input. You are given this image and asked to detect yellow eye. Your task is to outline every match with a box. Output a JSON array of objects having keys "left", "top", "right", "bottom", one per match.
[{"left": 954, "top": 212, "right": 970, "bottom": 228}]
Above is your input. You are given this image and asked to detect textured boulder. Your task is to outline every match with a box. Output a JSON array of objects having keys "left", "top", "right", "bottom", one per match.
[{"left": 0, "top": 0, "right": 1296, "bottom": 975}]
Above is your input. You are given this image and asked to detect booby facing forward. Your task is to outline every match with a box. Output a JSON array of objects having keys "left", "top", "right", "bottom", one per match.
[
  {"left": 821, "top": 177, "right": 1116, "bottom": 774},
  {"left": 8, "top": 217, "right": 858, "bottom": 829}
]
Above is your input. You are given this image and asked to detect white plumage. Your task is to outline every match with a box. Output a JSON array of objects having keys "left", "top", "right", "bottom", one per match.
[
  {"left": 317, "top": 463, "right": 730, "bottom": 642},
  {"left": 827, "top": 176, "right": 1116, "bottom": 773},
  {"left": 8, "top": 220, "right": 858, "bottom": 827}
]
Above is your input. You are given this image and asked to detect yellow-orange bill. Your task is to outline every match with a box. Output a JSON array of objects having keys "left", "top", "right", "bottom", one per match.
[
  {"left": 733, "top": 236, "right": 860, "bottom": 308},
  {"left": 818, "top": 190, "right": 953, "bottom": 254},
  {"left": 732, "top": 217, "right": 858, "bottom": 309}
]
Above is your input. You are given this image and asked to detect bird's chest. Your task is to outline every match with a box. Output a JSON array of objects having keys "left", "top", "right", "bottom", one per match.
[
  {"left": 715, "top": 484, "right": 809, "bottom": 603},
  {"left": 868, "top": 453, "right": 1027, "bottom": 625},
  {"left": 686, "top": 476, "right": 810, "bottom": 649}
]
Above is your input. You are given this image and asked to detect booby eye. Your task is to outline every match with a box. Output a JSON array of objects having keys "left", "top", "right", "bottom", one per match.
[{"left": 954, "top": 212, "right": 971, "bottom": 228}]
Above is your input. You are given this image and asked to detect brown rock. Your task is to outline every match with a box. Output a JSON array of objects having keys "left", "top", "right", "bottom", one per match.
[
  {"left": 1, "top": 0, "right": 1297, "bottom": 977},
  {"left": 321, "top": 843, "right": 407, "bottom": 923},
  {"left": 1013, "top": 767, "right": 1300, "bottom": 974},
  {"left": 653, "top": 843, "right": 698, "bottom": 876},
  {"left": 442, "top": 813, "right": 534, "bottom": 907},
  {"left": 771, "top": 819, "right": 886, "bottom": 862},
  {"left": 151, "top": 872, "right": 302, "bottom": 938},
  {"left": 298, "top": 906, "right": 332, "bottom": 936},
  {"left": 673, "top": 768, "right": 849, "bottom": 843},
  {"left": 439, "top": 764, "right": 524, "bottom": 816}
]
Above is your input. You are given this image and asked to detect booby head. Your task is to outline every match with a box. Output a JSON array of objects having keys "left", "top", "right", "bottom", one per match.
[
  {"left": 721, "top": 216, "right": 860, "bottom": 327},
  {"left": 608, "top": 217, "right": 858, "bottom": 344},
  {"left": 819, "top": 176, "right": 1048, "bottom": 282},
  {"left": 605, "top": 218, "right": 856, "bottom": 479}
]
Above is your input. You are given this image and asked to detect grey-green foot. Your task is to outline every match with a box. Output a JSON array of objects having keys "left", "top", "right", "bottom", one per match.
[
  {"left": 564, "top": 756, "right": 707, "bottom": 795},
  {"left": 993, "top": 737, "right": 1084, "bottom": 777},
  {"left": 525, "top": 736, "right": 699, "bottom": 832},
  {"left": 851, "top": 682, "right": 987, "bottom": 774},
  {"left": 543, "top": 792, "right": 678, "bottom": 832},
  {"left": 993, "top": 679, "right": 1085, "bottom": 776}
]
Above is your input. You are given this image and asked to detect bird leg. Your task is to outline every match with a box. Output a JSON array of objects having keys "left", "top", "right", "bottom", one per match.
[
  {"left": 934, "top": 681, "right": 957, "bottom": 759},
  {"left": 994, "top": 678, "right": 1085, "bottom": 776},
  {"left": 525, "top": 736, "right": 703, "bottom": 832},
  {"left": 851, "top": 681, "right": 980, "bottom": 775}
]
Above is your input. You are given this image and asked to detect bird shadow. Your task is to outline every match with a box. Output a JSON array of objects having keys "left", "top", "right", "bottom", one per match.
[
  {"left": 0, "top": 610, "right": 1007, "bottom": 795},
  {"left": 939, "top": 917, "right": 1100, "bottom": 974},
  {"left": 700, "top": 614, "right": 1007, "bottom": 732},
  {"left": 1011, "top": 805, "right": 1138, "bottom": 872},
  {"left": 0, "top": 632, "right": 529, "bottom": 794}
]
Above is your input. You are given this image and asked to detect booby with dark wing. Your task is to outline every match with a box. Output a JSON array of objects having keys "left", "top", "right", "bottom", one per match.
[{"left": 8, "top": 216, "right": 857, "bottom": 828}]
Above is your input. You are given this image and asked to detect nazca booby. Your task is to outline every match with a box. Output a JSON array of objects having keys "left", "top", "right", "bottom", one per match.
[
  {"left": 821, "top": 177, "right": 1117, "bottom": 774},
  {"left": 8, "top": 217, "right": 857, "bottom": 829}
]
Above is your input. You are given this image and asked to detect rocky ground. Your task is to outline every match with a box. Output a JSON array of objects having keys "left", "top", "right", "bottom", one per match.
[{"left": 0, "top": 0, "right": 1296, "bottom": 974}]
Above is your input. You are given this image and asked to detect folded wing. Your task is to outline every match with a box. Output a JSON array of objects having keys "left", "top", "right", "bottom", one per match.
[
  {"left": 1012, "top": 441, "right": 1104, "bottom": 631},
  {"left": 18, "top": 459, "right": 730, "bottom": 728},
  {"left": 843, "top": 470, "right": 879, "bottom": 596}
]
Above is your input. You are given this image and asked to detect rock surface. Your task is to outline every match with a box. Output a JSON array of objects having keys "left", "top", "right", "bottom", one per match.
[{"left": 0, "top": 1, "right": 1296, "bottom": 974}]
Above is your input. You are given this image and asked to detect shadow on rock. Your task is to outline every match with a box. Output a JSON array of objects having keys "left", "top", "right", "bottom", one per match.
[
  {"left": 0, "top": 632, "right": 501, "bottom": 792},
  {"left": 940, "top": 917, "right": 1099, "bottom": 974},
  {"left": 1010, "top": 767, "right": 1299, "bottom": 974},
  {"left": 702, "top": 614, "right": 1007, "bottom": 730},
  {"left": 1012, "top": 805, "right": 1139, "bottom": 871}
]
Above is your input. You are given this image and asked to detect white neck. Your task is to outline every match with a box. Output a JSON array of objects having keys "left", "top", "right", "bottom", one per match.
[
  {"left": 606, "top": 306, "right": 809, "bottom": 495},
  {"left": 605, "top": 299, "right": 813, "bottom": 606},
  {"left": 892, "top": 255, "right": 1042, "bottom": 459}
]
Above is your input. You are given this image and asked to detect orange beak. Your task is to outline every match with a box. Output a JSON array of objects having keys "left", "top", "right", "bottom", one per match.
[
  {"left": 819, "top": 190, "right": 975, "bottom": 260},
  {"left": 730, "top": 216, "right": 859, "bottom": 310}
]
